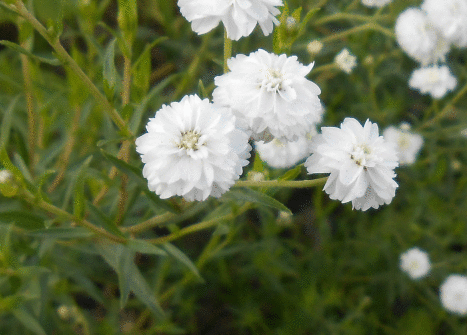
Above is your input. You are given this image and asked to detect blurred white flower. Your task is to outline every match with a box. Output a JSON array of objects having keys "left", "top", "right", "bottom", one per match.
[
  {"left": 334, "top": 48, "right": 357, "bottom": 74},
  {"left": 305, "top": 118, "right": 399, "bottom": 211},
  {"left": 383, "top": 123, "right": 424, "bottom": 165},
  {"left": 422, "top": 0, "right": 467, "bottom": 48},
  {"left": 409, "top": 65, "right": 457, "bottom": 99},
  {"left": 461, "top": 128, "right": 467, "bottom": 138},
  {"left": 440, "top": 275, "right": 467, "bottom": 315},
  {"left": 255, "top": 130, "right": 317, "bottom": 169},
  {"left": 135, "top": 94, "right": 251, "bottom": 201},
  {"left": 395, "top": 8, "right": 450, "bottom": 65},
  {"left": 400, "top": 247, "right": 431, "bottom": 279},
  {"left": 177, "top": 0, "right": 283, "bottom": 41},
  {"left": 307, "top": 40, "right": 323, "bottom": 55},
  {"left": 0, "top": 170, "right": 12, "bottom": 184},
  {"left": 361, "top": 0, "right": 393, "bottom": 8},
  {"left": 213, "top": 49, "right": 323, "bottom": 141}
]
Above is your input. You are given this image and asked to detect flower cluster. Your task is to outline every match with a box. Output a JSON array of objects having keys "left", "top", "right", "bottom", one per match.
[
  {"left": 395, "top": 1, "right": 463, "bottom": 98},
  {"left": 177, "top": 0, "right": 283, "bottom": 41},
  {"left": 305, "top": 118, "right": 399, "bottom": 211},
  {"left": 383, "top": 123, "right": 424, "bottom": 165},
  {"left": 334, "top": 48, "right": 357, "bottom": 74}
]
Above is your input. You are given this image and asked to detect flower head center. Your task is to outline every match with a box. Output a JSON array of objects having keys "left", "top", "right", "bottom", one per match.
[
  {"left": 350, "top": 144, "right": 372, "bottom": 167},
  {"left": 409, "top": 260, "right": 420, "bottom": 271},
  {"left": 397, "top": 134, "right": 411, "bottom": 150},
  {"left": 427, "top": 69, "right": 440, "bottom": 84},
  {"left": 178, "top": 130, "right": 202, "bottom": 151},
  {"left": 263, "top": 68, "right": 284, "bottom": 92}
]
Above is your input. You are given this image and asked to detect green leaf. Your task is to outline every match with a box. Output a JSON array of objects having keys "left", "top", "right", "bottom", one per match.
[
  {"left": 129, "top": 74, "right": 178, "bottom": 134},
  {"left": 0, "top": 211, "right": 45, "bottom": 230},
  {"left": 198, "top": 79, "right": 208, "bottom": 99},
  {"left": 103, "top": 38, "right": 118, "bottom": 99},
  {"left": 73, "top": 156, "right": 93, "bottom": 220},
  {"left": 87, "top": 201, "right": 127, "bottom": 239},
  {"left": 97, "top": 243, "right": 165, "bottom": 319},
  {"left": 222, "top": 188, "right": 292, "bottom": 214},
  {"left": 12, "top": 308, "right": 47, "bottom": 335},
  {"left": 161, "top": 243, "right": 203, "bottom": 282},
  {"left": 28, "top": 227, "right": 93, "bottom": 239},
  {"left": 0, "top": 41, "right": 61, "bottom": 66},
  {"left": 0, "top": 95, "right": 20, "bottom": 150},
  {"left": 128, "top": 239, "right": 167, "bottom": 256},
  {"left": 278, "top": 165, "right": 302, "bottom": 181},
  {"left": 100, "top": 149, "right": 177, "bottom": 213}
]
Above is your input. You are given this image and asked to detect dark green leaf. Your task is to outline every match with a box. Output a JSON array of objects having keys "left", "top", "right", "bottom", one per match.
[
  {"left": 12, "top": 308, "right": 47, "bottom": 335},
  {"left": 128, "top": 239, "right": 167, "bottom": 256},
  {"left": 0, "top": 211, "right": 45, "bottom": 230},
  {"left": 0, "top": 95, "right": 20, "bottom": 150},
  {"left": 222, "top": 188, "right": 292, "bottom": 214},
  {"left": 0, "top": 41, "right": 61, "bottom": 65},
  {"left": 28, "top": 227, "right": 93, "bottom": 239},
  {"left": 103, "top": 38, "right": 118, "bottom": 99},
  {"left": 161, "top": 243, "right": 203, "bottom": 281},
  {"left": 87, "top": 201, "right": 127, "bottom": 239}
]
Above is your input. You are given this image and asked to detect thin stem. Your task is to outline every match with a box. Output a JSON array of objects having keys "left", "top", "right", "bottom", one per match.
[
  {"left": 20, "top": 53, "right": 36, "bottom": 173},
  {"left": 21, "top": 190, "right": 126, "bottom": 243},
  {"left": 314, "top": 13, "right": 390, "bottom": 25},
  {"left": 122, "top": 212, "right": 176, "bottom": 234},
  {"left": 418, "top": 80, "right": 467, "bottom": 130},
  {"left": 223, "top": 29, "right": 232, "bottom": 73},
  {"left": 234, "top": 177, "right": 327, "bottom": 188},
  {"left": 321, "top": 23, "right": 394, "bottom": 44},
  {"left": 145, "top": 203, "right": 252, "bottom": 245},
  {"left": 13, "top": 0, "right": 133, "bottom": 137}
]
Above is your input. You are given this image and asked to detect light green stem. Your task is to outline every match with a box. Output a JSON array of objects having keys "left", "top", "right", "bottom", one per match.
[
  {"left": 223, "top": 29, "right": 232, "bottom": 73},
  {"left": 234, "top": 177, "right": 327, "bottom": 188}
]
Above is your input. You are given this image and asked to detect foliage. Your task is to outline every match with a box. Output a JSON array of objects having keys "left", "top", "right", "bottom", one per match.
[{"left": 0, "top": 0, "right": 466, "bottom": 334}]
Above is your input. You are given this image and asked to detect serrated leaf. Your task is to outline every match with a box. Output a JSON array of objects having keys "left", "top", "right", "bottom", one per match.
[
  {"left": 12, "top": 308, "right": 47, "bottom": 335},
  {"left": 87, "top": 201, "right": 126, "bottom": 239},
  {"left": 0, "top": 95, "right": 20, "bottom": 150},
  {"left": 0, "top": 211, "right": 45, "bottom": 230},
  {"left": 161, "top": 243, "right": 203, "bottom": 282},
  {"left": 222, "top": 188, "right": 292, "bottom": 214},
  {"left": 0, "top": 41, "right": 61, "bottom": 65},
  {"left": 128, "top": 239, "right": 167, "bottom": 256},
  {"left": 28, "top": 227, "right": 93, "bottom": 239},
  {"left": 103, "top": 38, "right": 118, "bottom": 99}
]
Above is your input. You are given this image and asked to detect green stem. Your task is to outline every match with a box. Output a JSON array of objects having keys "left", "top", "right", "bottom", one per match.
[
  {"left": 13, "top": 0, "right": 133, "bottom": 138},
  {"left": 234, "top": 177, "right": 327, "bottom": 188},
  {"left": 21, "top": 189, "right": 126, "bottom": 243},
  {"left": 146, "top": 203, "right": 251, "bottom": 244},
  {"left": 418, "top": 80, "right": 467, "bottom": 130},
  {"left": 321, "top": 23, "right": 394, "bottom": 44},
  {"left": 314, "top": 13, "right": 390, "bottom": 25},
  {"left": 122, "top": 212, "right": 175, "bottom": 234},
  {"left": 223, "top": 29, "right": 232, "bottom": 73}
]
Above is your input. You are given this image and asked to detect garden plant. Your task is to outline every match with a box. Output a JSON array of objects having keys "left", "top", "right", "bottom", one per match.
[{"left": 1, "top": 0, "right": 467, "bottom": 334}]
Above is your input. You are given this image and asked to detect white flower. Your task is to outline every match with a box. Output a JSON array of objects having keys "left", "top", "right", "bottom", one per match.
[
  {"left": 361, "top": 0, "right": 392, "bottom": 8},
  {"left": 395, "top": 8, "right": 450, "bottom": 66},
  {"left": 422, "top": 0, "right": 467, "bottom": 48},
  {"left": 255, "top": 130, "right": 316, "bottom": 169},
  {"left": 440, "top": 275, "right": 467, "bottom": 315},
  {"left": 461, "top": 128, "right": 467, "bottom": 138},
  {"left": 177, "top": 0, "right": 283, "bottom": 41},
  {"left": 334, "top": 48, "right": 357, "bottom": 74},
  {"left": 383, "top": 123, "right": 424, "bottom": 165},
  {"left": 306, "top": 40, "right": 323, "bottom": 55},
  {"left": 0, "top": 170, "right": 12, "bottom": 184},
  {"left": 135, "top": 95, "right": 251, "bottom": 201},
  {"left": 305, "top": 118, "right": 399, "bottom": 211},
  {"left": 409, "top": 65, "right": 457, "bottom": 99},
  {"left": 213, "top": 49, "right": 323, "bottom": 141},
  {"left": 400, "top": 247, "right": 431, "bottom": 279}
]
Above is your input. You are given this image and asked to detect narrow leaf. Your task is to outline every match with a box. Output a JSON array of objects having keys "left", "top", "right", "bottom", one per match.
[
  {"left": 0, "top": 211, "right": 45, "bottom": 230},
  {"left": 222, "top": 188, "right": 292, "bottom": 214},
  {"left": 161, "top": 243, "right": 203, "bottom": 281},
  {"left": 87, "top": 201, "right": 126, "bottom": 239},
  {"left": 12, "top": 308, "right": 47, "bottom": 335},
  {"left": 0, "top": 41, "right": 60, "bottom": 65},
  {"left": 103, "top": 38, "right": 118, "bottom": 98},
  {"left": 0, "top": 95, "right": 20, "bottom": 150},
  {"left": 28, "top": 227, "right": 93, "bottom": 239}
]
